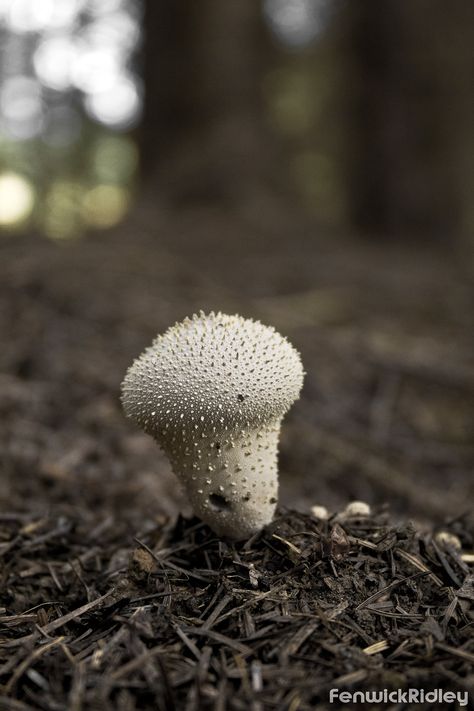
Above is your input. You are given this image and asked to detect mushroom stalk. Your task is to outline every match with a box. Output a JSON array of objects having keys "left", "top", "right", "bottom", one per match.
[
  {"left": 121, "top": 312, "right": 304, "bottom": 540},
  {"left": 170, "top": 421, "right": 282, "bottom": 540}
]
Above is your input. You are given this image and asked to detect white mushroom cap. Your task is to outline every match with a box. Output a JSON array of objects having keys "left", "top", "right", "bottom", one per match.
[{"left": 121, "top": 311, "right": 304, "bottom": 540}]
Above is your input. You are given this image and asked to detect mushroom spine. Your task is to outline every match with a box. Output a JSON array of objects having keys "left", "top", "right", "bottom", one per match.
[{"left": 121, "top": 311, "right": 304, "bottom": 540}]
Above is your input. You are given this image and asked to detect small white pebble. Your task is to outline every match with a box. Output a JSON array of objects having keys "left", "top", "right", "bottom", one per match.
[
  {"left": 311, "top": 505, "right": 329, "bottom": 520},
  {"left": 435, "top": 531, "right": 462, "bottom": 550},
  {"left": 343, "top": 501, "right": 371, "bottom": 517}
]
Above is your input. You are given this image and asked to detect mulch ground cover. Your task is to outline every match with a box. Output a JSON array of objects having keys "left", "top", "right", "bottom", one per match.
[
  {"left": 1, "top": 219, "right": 473, "bottom": 709},
  {"left": 1, "top": 507, "right": 473, "bottom": 710}
]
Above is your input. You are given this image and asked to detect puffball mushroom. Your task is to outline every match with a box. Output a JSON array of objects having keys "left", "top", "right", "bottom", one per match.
[{"left": 121, "top": 311, "right": 304, "bottom": 540}]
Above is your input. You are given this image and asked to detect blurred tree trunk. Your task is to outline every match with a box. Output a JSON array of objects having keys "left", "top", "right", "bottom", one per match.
[
  {"left": 143, "top": 0, "right": 283, "bottom": 206},
  {"left": 343, "top": 0, "right": 474, "bottom": 241}
]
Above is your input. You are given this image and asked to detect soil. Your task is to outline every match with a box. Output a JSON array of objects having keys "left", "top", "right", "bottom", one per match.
[
  {"left": 0, "top": 202, "right": 473, "bottom": 709},
  {"left": 1, "top": 508, "right": 473, "bottom": 710}
]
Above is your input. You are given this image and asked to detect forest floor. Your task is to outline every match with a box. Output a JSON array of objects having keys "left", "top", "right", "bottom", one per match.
[{"left": 0, "top": 202, "right": 473, "bottom": 708}]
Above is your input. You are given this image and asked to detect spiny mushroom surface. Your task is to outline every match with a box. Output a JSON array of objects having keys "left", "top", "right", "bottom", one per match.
[{"left": 121, "top": 312, "right": 304, "bottom": 539}]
